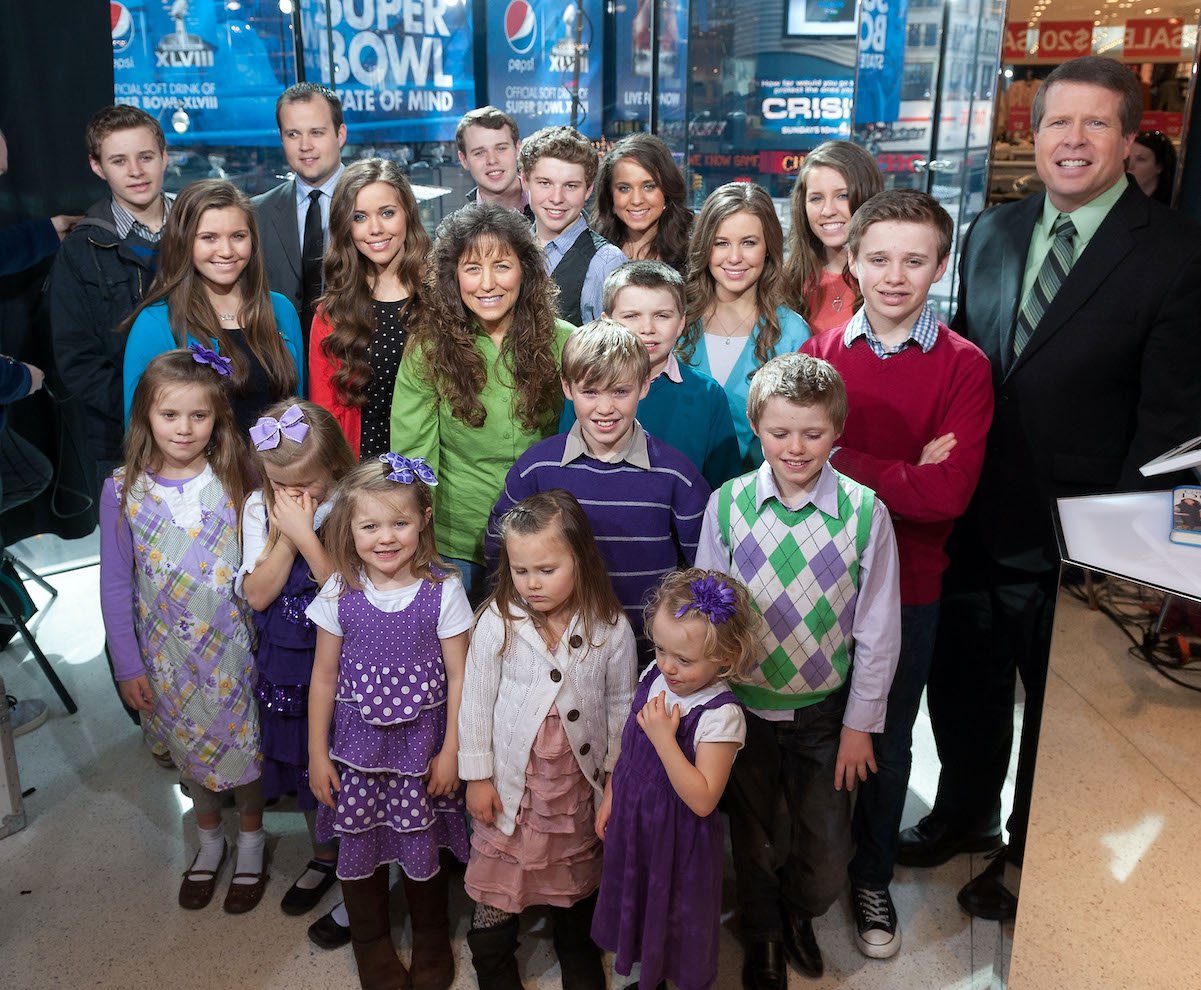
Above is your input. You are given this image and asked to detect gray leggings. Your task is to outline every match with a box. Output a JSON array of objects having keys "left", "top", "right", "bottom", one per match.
[{"left": 186, "top": 777, "right": 265, "bottom": 818}]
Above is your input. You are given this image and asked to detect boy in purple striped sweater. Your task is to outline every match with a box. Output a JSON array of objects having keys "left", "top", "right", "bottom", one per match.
[{"left": 486, "top": 320, "right": 710, "bottom": 655}]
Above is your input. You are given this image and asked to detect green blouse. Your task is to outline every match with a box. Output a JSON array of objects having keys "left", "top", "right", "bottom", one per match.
[{"left": 390, "top": 319, "right": 574, "bottom": 564}]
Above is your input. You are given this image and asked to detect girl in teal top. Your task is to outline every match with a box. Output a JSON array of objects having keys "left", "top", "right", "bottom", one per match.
[
  {"left": 122, "top": 180, "right": 303, "bottom": 433},
  {"left": 391, "top": 203, "right": 572, "bottom": 604},
  {"left": 679, "top": 182, "right": 810, "bottom": 469}
]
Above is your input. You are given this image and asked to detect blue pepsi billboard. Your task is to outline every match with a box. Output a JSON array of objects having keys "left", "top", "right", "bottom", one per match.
[{"left": 486, "top": 0, "right": 603, "bottom": 140}]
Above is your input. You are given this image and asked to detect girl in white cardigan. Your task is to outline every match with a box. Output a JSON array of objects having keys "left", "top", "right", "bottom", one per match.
[{"left": 459, "top": 490, "right": 637, "bottom": 990}]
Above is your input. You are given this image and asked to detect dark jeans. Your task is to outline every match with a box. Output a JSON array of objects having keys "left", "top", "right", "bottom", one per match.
[
  {"left": 849, "top": 601, "right": 940, "bottom": 888},
  {"left": 926, "top": 549, "right": 1058, "bottom": 866},
  {"left": 727, "top": 684, "right": 853, "bottom": 939}
]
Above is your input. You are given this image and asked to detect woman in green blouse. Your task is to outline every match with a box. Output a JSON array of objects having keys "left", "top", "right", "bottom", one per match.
[{"left": 391, "top": 203, "right": 573, "bottom": 603}]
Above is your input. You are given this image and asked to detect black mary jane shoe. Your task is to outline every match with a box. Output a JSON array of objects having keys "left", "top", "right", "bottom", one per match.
[{"left": 280, "top": 858, "right": 339, "bottom": 915}]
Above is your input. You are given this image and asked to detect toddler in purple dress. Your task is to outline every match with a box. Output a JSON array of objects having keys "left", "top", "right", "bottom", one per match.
[
  {"left": 239, "top": 400, "right": 355, "bottom": 918},
  {"left": 307, "top": 455, "right": 471, "bottom": 990},
  {"left": 592, "top": 568, "right": 760, "bottom": 990}
]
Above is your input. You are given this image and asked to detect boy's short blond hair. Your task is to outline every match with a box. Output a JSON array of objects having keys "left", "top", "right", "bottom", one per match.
[
  {"left": 560, "top": 319, "right": 651, "bottom": 390},
  {"left": 602, "top": 260, "right": 686, "bottom": 317},
  {"left": 518, "top": 125, "right": 598, "bottom": 186},
  {"left": 746, "top": 353, "right": 848, "bottom": 432}
]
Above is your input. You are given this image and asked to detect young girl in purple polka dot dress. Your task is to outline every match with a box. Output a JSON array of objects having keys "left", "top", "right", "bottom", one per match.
[
  {"left": 238, "top": 400, "right": 355, "bottom": 919},
  {"left": 459, "top": 490, "right": 637, "bottom": 989},
  {"left": 306, "top": 455, "right": 472, "bottom": 990},
  {"left": 592, "top": 568, "right": 759, "bottom": 990}
]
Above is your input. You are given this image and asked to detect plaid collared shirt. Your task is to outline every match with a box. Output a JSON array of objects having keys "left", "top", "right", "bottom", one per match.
[
  {"left": 843, "top": 304, "right": 939, "bottom": 358},
  {"left": 111, "top": 195, "right": 171, "bottom": 243}
]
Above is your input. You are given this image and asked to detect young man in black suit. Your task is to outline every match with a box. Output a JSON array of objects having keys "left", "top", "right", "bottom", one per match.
[{"left": 899, "top": 55, "right": 1201, "bottom": 918}]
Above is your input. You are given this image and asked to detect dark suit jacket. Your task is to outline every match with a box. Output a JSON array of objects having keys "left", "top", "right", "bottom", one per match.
[
  {"left": 251, "top": 179, "right": 302, "bottom": 316},
  {"left": 951, "top": 178, "right": 1201, "bottom": 562}
]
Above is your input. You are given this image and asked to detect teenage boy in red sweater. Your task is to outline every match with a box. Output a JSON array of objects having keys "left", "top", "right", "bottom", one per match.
[{"left": 801, "top": 189, "right": 993, "bottom": 961}]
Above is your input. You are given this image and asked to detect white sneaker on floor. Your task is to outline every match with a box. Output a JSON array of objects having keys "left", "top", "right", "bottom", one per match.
[
  {"left": 7, "top": 695, "right": 48, "bottom": 737},
  {"left": 852, "top": 883, "right": 902, "bottom": 959}
]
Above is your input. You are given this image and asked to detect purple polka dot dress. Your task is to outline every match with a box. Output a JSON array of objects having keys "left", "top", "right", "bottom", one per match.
[{"left": 315, "top": 578, "right": 469, "bottom": 880}]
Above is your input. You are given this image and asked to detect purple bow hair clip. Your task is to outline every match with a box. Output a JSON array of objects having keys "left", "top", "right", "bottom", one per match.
[
  {"left": 189, "top": 343, "right": 232, "bottom": 378},
  {"left": 249, "top": 403, "right": 310, "bottom": 451},
  {"left": 675, "top": 575, "right": 737, "bottom": 625},
  {"left": 379, "top": 452, "right": 438, "bottom": 487}
]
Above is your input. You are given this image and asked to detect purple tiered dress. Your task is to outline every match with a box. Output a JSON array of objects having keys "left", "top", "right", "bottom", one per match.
[
  {"left": 592, "top": 672, "right": 740, "bottom": 990},
  {"left": 253, "top": 548, "right": 319, "bottom": 809},
  {"left": 315, "top": 577, "right": 470, "bottom": 880}
]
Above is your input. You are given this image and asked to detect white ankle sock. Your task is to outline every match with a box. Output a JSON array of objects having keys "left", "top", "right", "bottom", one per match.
[
  {"left": 330, "top": 901, "right": 349, "bottom": 927},
  {"left": 187, "top": 825, "right": 225, "bottom": 880},
  {"left": 294, "top": 858, "right": 336, "bottom": 890},
  {"left": 232, "top": 828, "right": 266, "bottom": 885}
]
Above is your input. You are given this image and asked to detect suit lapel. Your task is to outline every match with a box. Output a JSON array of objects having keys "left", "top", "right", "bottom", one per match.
[
  {"left": 1009, "top": 186, "right": 1144, "bottom": 378},
  {"left": 975, "top": 196, "right": 1037, "bottom": 374},
  {"left": 264, "top": 181, "right": 301, "bottom": 281}
]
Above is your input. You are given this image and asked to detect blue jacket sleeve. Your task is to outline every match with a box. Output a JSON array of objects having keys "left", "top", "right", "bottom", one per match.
[
  {"left": 0, "top": 219, "right": 58, "bottom": 277},
  {"left": 122, "top": 304, "right": 177, "bottom": 424},
  {"left": 270, "top": 293, "right": 305, "bottom": 397},
  {"left": 0, "top": 356, "right": 32, "bottom": 405}
]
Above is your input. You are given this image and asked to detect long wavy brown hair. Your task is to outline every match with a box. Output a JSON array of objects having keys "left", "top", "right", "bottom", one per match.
[
  {"left": 408, "top": 203, "right": 562, "bottom": 431},
  {"left": 118, "top": 349, "right": 247, "bottom": 518},
  {"left": 591, "top": 133, "right": 693, "bottom": 270},
  {"left": 486, "top": 489, "right": 622, "bottom": 656},
  {"left": 321, "top": 459, "right": 451, "bottom": 593},
  {"left": 680, "top": 182, "right": 788, "bottom": 370},
  {"left": 783, "top": 141, "right": 883, "bottom": 320},
  {"left": 318, "top": 159, "right": 431, "bottom": 408},
  {"left": 124, "top": 179, "right": 297, "bottom": 399}
]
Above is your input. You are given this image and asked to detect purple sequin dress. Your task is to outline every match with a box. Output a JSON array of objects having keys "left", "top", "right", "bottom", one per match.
[
  {"left": 592, "top": 672, "right": 740, "bottom": 990},
  {"left": 253, "top": 547, "right": 319, "bottom": 809},
  {"left": 315, "top": 578, "right": 469, "bottom": 880}
]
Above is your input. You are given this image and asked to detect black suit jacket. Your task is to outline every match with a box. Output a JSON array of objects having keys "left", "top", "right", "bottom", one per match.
[
  {"left": 251, "top": 179, "right": 302, "bottom": 317},
  {"left": 951, "top": 178, "right": 1201, "bottom": 562}
]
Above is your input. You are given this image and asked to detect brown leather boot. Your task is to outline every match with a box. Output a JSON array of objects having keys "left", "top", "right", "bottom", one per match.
[
  {"left": 401, "top": 868, "right": 455, "bottom": 990},
  {"left": 341, "top": 866, "right": 410, "bottom": 990}
]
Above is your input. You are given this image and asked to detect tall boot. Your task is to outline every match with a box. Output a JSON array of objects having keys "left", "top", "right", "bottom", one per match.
[
  {"left": 401, "top": 868, "right": 454, "bottom": 990},
  {"left": 466, "top": 915, "right": 523, "bottom": 990},
  {"left": 550, "top": 891, "right": 606, "bottom": 990},
  {"left": 341, "top": 865, "right": 409, "bottom": 990}
]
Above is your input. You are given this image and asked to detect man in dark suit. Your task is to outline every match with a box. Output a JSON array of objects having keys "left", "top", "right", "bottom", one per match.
[
  {"left": 251, "top": 82, "right": 346, "bottom": 362},
  {"left": 897, "top": 56, "right": 1201, "bottom": 918}
]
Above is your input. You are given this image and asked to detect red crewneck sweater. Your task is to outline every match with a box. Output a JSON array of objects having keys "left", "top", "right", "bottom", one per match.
[{"left": 802, "top": 323, "right": 994, "bottom": 604}]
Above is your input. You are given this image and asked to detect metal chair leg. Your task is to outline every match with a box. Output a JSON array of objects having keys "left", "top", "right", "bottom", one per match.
[
  {"left": 2, "top": 552, "right": 57, "bottom": 600},
  {"left": 6, "top": 612, "right": 77, "bottom": 715}
]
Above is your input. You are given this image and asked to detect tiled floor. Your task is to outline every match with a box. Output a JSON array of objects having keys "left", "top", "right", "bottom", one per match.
[{"left": 1, "top": 535, "right": 1023, "bottom": 989}]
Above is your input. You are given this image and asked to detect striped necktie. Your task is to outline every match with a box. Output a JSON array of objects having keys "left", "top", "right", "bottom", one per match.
[{"left": 1012, "top": 212, "right": 1076, "bottom": 363}]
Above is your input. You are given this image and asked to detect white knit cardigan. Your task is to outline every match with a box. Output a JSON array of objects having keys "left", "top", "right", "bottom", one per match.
[{"left": 458, "top": 603, "right": 637, "bottom": 836}]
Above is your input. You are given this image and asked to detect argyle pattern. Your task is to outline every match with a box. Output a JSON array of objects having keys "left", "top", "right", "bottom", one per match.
[{"left": 718, "top": 470, "right": 874, "bottom": 710}]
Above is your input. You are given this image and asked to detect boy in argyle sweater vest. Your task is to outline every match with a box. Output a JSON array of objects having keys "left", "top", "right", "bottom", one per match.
[{"left": 695, "top": 353, "right": 901, "bottom": 988}]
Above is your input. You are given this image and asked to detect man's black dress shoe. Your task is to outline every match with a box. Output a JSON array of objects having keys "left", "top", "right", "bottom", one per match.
[
  {"left": 958, "top": 847, "right": 1019, "bottom": 921},
  {"left": 896, "top": 815, "right": 1003, "bottom": 868},
  {"left": 741, "top": 940, "right": 786, "bottom": 990},
  {"left": 782, "top": 914, "right": 823, "bottom": 978}
]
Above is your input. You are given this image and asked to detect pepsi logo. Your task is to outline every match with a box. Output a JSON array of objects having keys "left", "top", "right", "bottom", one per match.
[
  {"left": 504, "top": 0, "right": 536, "bottom": 55},
  {"left": 111, "top": 2, "right": 134, "bottom": 52}
]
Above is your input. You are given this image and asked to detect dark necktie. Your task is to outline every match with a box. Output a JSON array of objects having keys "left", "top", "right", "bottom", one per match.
[
  {"left": 1011, "top": 213, "right": 1076, "bottom": 365},
  {"left": 300, "top": 188, "right": 324, "bottom": 357}
]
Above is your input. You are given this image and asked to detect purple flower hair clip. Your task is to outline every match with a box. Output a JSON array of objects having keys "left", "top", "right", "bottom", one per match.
[
  {"left": 379, "top": 452, "right": 438, "bottom": 487},
  {"left": 249, "top": 403, "right": 309, "bottom": 451},
  {"left": 189, "top": 343, "right": 232, "bottom": 378},
  {"left": 675, "top": 575, "right": 737, "bottom": 625}
]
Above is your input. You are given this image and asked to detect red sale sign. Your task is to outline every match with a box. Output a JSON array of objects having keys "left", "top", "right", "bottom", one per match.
[
  {"left": 1124, "top": 19, "right": 1183, "bottom": 60},
  {"left": 1035, "top": 21, "right": 1094, "bottom": 60},
  {"left": 1004, "top": 22, "right": 1029, "bottom": 61}
]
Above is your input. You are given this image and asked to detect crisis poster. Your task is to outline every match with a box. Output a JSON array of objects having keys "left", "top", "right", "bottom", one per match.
[
  {"left": 487, "top": 0, "right": 604, "bottom": 140},
  {"left": 612, "top": 0, "right": 689, "bottom": 125},
  {"left": 756, "top": 51, "right": 855, "bottom": 148}
]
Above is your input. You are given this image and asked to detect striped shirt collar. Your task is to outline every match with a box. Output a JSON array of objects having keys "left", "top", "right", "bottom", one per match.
[
  {"left": 843, "top": 304, "right": 939, "bottom": 358},
  {"left": 111, "top": 194, "right": 172, "bottom": 243}
]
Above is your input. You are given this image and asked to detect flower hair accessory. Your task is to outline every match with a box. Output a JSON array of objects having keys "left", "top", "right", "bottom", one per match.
[
  {"left": 675, "top": 575, "right": 737, "bottom": 625},
  {"left": 249, "top": 404, "right": 309, "bottom": 451},
  {"left": 189, "top": 343, "right": 232, "bottom": 378},
  {"left": 379, "top": 452, "right": 438, "bottom": 487}
]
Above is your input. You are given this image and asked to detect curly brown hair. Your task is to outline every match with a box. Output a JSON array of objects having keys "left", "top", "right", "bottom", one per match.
[
  {"left": 680, "top": 182, "right": 788, "bottom": 371},
  {"left": 407, "top": 203, "right": 562, "bottom": 431},
  {"left": 319, "top": 159, "right": 431, "bottom": 408}
]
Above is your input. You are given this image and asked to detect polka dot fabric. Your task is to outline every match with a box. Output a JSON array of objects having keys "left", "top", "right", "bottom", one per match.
[
  {"left": 360, "top": 298, "right": 410, "bottom": 461},
  {"left": 315, "top": 578, "right": 469, "bottom": 880}
]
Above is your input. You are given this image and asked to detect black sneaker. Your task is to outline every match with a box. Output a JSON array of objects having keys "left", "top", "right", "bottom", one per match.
[{"left": 852, "top": 884, "right": 901, "bottom": 959}]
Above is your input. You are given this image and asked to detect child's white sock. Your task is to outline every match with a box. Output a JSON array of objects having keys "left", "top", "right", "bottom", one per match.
[
  {"left": 187, "top": 824, "right": 225, "bottom": 880},
  {"left": 231, "top": 828, "right": 266, "bottom": 885},
  {"left": 330, "top": 901, "right": 349, "bottom": 927}
]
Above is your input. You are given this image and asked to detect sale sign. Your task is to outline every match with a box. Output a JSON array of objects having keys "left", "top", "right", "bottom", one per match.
[
  {"left": 1035, "top": 21, "right": 1094, "bottom": 60},
  {"left": 1003, "top": 22, "right": 1029, "bottom": 62},
  {"left": 1123, "top": 18, "right": 1183, "bottom": 60}
]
